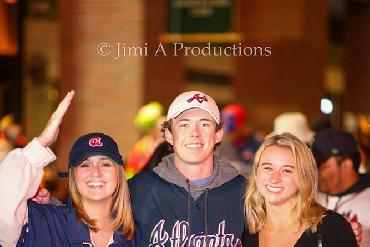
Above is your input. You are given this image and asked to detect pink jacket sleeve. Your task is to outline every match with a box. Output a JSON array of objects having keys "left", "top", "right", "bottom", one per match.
[{"left": 0, "top": 138, "right": 56, "bottom": 247}]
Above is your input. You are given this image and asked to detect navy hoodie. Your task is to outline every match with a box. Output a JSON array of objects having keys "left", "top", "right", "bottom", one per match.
[{"left": 129, "top": 154, "right": 246, "bottom": 247}]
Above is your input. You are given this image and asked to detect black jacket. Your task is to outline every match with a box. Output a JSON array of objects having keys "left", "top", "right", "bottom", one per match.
[{"left": 242, "top": 211, "right": 357, "bottom": 247}]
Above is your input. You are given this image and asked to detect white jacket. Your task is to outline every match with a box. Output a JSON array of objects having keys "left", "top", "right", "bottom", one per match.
[
  {"left": 318, "top": 175, "right": 370, "bottom": 247},
  {"left": 0, "top": 138, "right": 56, "bottom": 247}
]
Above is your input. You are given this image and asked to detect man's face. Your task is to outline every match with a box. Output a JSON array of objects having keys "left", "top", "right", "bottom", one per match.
[
  {"left": 165, "top": 108, "right": 223, "bottom": 168},
  {"left": 318, "top": 156, "right": 343, "bottom": 195}
]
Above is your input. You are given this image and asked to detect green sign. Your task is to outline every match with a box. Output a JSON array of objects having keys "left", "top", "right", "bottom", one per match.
[
  {"left": 169, "top": 0, "right": 233, "bottom": 33},
  {"left": 26, "top": 0, "right": 57, "bottom": 19}
]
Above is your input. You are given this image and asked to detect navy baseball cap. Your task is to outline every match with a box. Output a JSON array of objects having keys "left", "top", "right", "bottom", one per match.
[
  {"left": 68, "top": 132, "right": 123, "bottom": 168},
  {"left": 312, "top": 128, "right": 360, "bottom": 165}
]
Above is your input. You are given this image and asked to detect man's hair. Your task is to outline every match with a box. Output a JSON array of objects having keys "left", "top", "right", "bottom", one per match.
[
  {"left": 244, "top": 133, "right": 325, "bottom": 234},
  {"left": 69, "top": 163, "right": 135, "bottom": 239}
]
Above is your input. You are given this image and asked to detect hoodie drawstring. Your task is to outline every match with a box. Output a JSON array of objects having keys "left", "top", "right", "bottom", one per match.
[
  {"left": 186, "top": 179, "right": 191, "bottom": 247},
  {"left": 204, "top": 188, "right": 209, "bottom": 246},
  {"left": 186, "top": 181, "right": 210, "bottom": 247}
]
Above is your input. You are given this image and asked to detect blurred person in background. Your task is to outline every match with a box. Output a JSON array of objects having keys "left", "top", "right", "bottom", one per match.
[
  {"left": 218, "top": 104, "right": 262, "bottom": 177},
  {"left": 141, "top": 139, "right": 172, "bottom": 172},
  {"left": 268, "top": 112, "right": 315, "bottom": 146},
  {"left": 0, "top": 115, "right": 26, "bottom": 162},
  {"left": 312, "top": 128, "right": 370, "bottom": 247},
  {"left": 125, "top": 102, "right": 164, "bottom": 178},
  {"left": 0, "top": 114, "right": 26, "bottom": 148}
]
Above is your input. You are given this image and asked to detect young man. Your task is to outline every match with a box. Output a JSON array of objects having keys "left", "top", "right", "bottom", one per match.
[
  {"left": 129, "top": 91, "right": 246, "bottom": 247},
  {"left": 312, "top": 128, "right": 370, "bottom": 247}
]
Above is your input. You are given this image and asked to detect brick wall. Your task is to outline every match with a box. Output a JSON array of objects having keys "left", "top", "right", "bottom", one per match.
[
  {"left": 345, "top": 3, "right": 370, "bottom": 113},
  {"left": 234, "top": 0, "right": 327, "bottom": 133},
  {"left": 56, "top": 0, "right": 145, "bottom": 200},
  {"left": 144, "top": 0, "right": 184, "bottom": 108}
]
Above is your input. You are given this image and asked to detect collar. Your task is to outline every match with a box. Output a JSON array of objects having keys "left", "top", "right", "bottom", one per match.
[
  {"left": 336, "top": 173, "right": 370, "bottom": 197},
  {"left": 153, "top": 153, "right": 240, "bottom": 199}
]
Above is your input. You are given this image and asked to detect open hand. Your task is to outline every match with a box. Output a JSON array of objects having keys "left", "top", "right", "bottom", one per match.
[{"left": 38, "top": 90, "right": 75, "bottom": 147}]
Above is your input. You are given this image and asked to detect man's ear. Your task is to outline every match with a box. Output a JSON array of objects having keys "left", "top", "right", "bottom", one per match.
[
  {"left": 215, "top": 128, "right": 223, "bottom": 144},
  {"left": 165, "top": 128, "right": 174, "bottom": 145}
]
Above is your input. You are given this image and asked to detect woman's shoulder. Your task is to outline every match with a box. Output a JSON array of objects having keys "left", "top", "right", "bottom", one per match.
[
  {"left": 128, "top": 170, "right": 157, "bottom": 186},
  {"left": 319, "top": 210, "right": 357, "bottom": 247},
  {"left": 27, "top": 199, "right": 70, "bottom": 222},
  {"left": 322, "top": 210, "right": 350, "bottom": 226},
  {"left": 320, "top": 210, "right": 354, "bottom": 232}
]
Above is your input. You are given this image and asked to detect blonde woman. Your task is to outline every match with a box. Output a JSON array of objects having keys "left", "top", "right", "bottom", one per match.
[
  {"left": 0, "top": 91, "right": 137, "bottom": 247},
  {"left": 243, "top": 133, "right": 357, "bottom": 247}
]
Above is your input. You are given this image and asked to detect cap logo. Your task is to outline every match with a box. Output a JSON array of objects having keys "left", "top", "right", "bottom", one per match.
[
  {"left": 187, "top": 93, "right": 208, "bottom": 104},
  {"left": 89, "top": 137, "right": 103, "bottom": 147}
]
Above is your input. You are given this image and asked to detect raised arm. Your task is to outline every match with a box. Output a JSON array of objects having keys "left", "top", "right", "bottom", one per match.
[
  {"left": 0, "top": 90, "right": 74, "bottom": 247},
  {"left": 38, "top": 90, "right": 75, "bottom": 147}
]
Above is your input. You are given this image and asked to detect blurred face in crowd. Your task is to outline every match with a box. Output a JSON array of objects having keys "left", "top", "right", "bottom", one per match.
[
  {"left": 318, "top": 157, "right": 344, "bottom": 195},
  {"left": 256, "top": 146, "right": 298, "bottom": 206},
  {"left": 165, "top": 108, "right": 223, "bottom": 168}
]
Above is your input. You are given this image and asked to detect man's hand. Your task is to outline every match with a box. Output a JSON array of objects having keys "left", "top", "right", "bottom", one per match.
[
  {"left": 32, "top": 187, "right": 51, "bottom": 204},
  {"left": 38, "top": 90, "right": 75, "bottom": 147},
  {"left": 349, "top": 220, "right": 362, "bottom": 247},
  {"left": 344, "top": 214, "right": 362, "bottom": 247}
]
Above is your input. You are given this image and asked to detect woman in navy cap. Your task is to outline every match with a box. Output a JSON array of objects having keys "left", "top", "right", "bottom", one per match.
[{"left": 0, "top": 91, "right": 138, "bottom": 247}]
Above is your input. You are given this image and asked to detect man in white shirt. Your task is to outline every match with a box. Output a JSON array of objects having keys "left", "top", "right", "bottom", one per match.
[{"left": 312, "top": 128, "right": 370, "bottom": 247}]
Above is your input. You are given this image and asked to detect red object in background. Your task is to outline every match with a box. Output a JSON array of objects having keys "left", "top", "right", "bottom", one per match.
[{"left": 16, "top": 134, "right": 26, "bottom": 147}]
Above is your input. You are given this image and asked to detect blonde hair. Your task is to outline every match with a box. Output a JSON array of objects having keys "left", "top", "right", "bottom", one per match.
[
  {"left": 69, "top": 164, "right": 135, "bottom": 239},
  {"left": 244, "top": 133, "right": 325, "bottom": 234}
]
